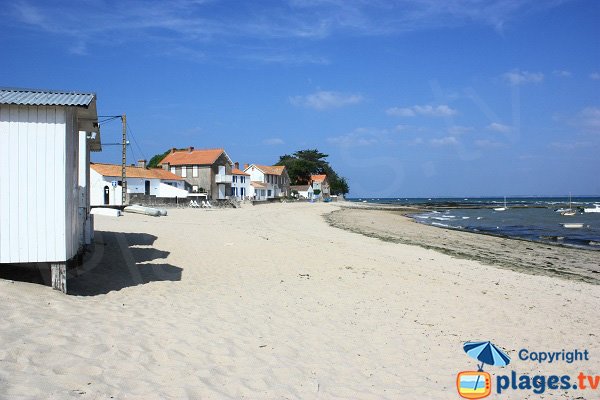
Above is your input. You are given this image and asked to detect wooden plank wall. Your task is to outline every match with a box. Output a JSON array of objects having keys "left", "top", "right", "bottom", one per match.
[{"left": 0, "top": 105, "right": 68, "bottom": 263}]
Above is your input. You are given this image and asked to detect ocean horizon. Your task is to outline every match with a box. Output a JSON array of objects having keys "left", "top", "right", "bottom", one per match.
[{"left": 347, "top": 196, "right": 600, "bottom": 250}]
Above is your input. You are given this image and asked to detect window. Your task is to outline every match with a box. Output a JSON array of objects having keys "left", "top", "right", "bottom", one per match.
[
  {"left": 268, "top": 190, "right": 272, "bottom": 197},
  {"left": 232, "top": 187, "right": 237, "bottom": 196},
  {"left": 170, "top": 167, "right": 176, "bottom": 174},
  {"left": 181, "top": 166, "right": 187, "bottom": 178},
  {"left": 241, "top": 187, "right": 245, "bottom": 196},
  {"left": 233, "top": 175, "right": 237, "bottom": 183},
  {"left": 241, "top": 176, "right": 245, "bottom": 183},
  {"left": 193, "top": 166, "right": 198, "bottom": 177}
]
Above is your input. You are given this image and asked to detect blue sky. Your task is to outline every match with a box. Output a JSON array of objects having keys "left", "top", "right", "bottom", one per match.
[{"left": 2, "top": 0, "right": 599, "bottom": 197}]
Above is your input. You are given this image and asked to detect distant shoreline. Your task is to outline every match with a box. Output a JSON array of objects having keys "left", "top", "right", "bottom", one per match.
[{"left": 326, "top": 206, "right": 600, "bottom": 285}]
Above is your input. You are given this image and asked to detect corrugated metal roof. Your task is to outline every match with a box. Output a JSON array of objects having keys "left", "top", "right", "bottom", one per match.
[{"left": 0, "top": 88, "right": 95, "bottom": 107}]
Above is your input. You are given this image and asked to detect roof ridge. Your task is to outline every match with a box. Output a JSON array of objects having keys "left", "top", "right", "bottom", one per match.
[{"left": 0, "top": 87, "right": 95, "bottom": 95}]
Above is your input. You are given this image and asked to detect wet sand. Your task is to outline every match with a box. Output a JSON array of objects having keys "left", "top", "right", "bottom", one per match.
[{"left": 327, "top": 206, "right": 600, "bottom": 284}]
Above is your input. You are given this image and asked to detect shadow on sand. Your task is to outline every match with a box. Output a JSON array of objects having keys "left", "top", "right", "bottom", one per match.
[{"left": 0, "top": 231, "right": 182, "bottom": 296}]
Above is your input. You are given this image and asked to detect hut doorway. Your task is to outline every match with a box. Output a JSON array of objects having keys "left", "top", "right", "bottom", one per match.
[{"left": 145, "top": 180, "right": 150, "bottom": 195}]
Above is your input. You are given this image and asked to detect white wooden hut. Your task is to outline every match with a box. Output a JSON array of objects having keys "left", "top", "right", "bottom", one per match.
[{"left": 0, "top": 88, "right": 101, "bottom": 293}]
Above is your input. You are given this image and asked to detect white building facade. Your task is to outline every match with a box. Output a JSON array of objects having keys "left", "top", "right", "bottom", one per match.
[
  {"left": 244, "top": 164, "right": 290, "bottom": 200},
  {"left": 90, "top": 163, "right": 187, "bottom": 206},
  {"left": 0, "top": 88, "right": 101, "bottom": 293},
  {"left": 231, "top": 163, "right": 250, "bottom": 200}
]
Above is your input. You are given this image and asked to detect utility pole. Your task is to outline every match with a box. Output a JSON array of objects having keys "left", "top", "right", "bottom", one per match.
[{"left": 121, "top": 114, "right": 127, "bottom": 206}]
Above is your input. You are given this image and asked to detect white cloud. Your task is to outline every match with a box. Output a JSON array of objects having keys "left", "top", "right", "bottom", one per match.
[
  {"left": 553, "top": 70, "right": 571, "bottom": 78},
  {"left": 263, "top": 138, "right": 284, "bottom": 145},
  {"left": 429, "top": 136, "right": 458, "bottom": 146},
  {"left": 448, "top": 125, "right": 473, "bottom": 135},
  {"left": 290, "top": 90, "right": 363, "bottom": 110},
  {"left": 549, "top": 141, "right": 593, "bottom": 150},
  {"left": 475, "top": 139, "right": 505, "bottom": 148},
  {"left": 387, "top": 104, "right": 457, "bottom": 117},
  {"left": 579, "top": 107, "right": 600, "bottom": 133},
  {"left": 486, "top": 122, "right": 512, "bottom": 133},
  {"left": 590, "top": 72, "right": 600, "bottom": 80},
  {"left": 327, "top": 127, "right": 386, "bottom": 147},
  {"left": 9, "top": 1, "right": 570, "bottom": 62},
  {"left": 503, "top": 69, "right": 544, "bottom": 85}
]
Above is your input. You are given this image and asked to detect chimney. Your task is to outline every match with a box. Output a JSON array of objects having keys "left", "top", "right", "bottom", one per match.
[
  {"left": 234, "top": 162, "right": 239, "bottom": 170},
  {"left": 170, "top": 147, "right": 176, "bottom": 154},
  {"left": 243, "top": 163, "right": 249, "bottom": 170},
  {"left": 137, "top": 159, "right": 147, "bottom": 169},
  {"left": 188, "top": 146, "right": 194, "bottom": 153}
]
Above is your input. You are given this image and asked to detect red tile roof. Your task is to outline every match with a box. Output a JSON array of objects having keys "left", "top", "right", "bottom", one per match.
[
  {"left": 91, "top": 163, "right": 183, "bottom": 180},
  {"left": 231, "top": 168, "right": 250, "bottom": 176},
  {"left": 251, "top": 164, "right": 286, "bottom": 176},
  {"left": 159, "top": 148, "right": 227, "bottom": 166},
  {"left": 311, "top": 174, "right": 327, "bottom": 183}
]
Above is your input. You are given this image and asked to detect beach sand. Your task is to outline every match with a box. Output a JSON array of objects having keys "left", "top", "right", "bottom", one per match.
[{"left": 1, "top": 202, "right": 599, "bottom": 399}]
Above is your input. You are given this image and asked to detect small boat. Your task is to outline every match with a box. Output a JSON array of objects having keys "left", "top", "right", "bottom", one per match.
[
  {"left": 124, "top": 205, "right": 162, "bottom": 217},
  {"left": 494, "top": 196, "right": 507, "bottom": 211},
  {"left": 561, "top": 222, "right": 585, "bottom": 229},
  {"left": 560, "top": 193, "right": 576, "bottom": 216},
  {"left": 584, "top": 204, "right": 600, "bottom": 213}
]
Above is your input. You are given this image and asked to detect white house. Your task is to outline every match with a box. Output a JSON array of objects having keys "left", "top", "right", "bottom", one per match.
[
  {"left": 231, "top": 162, "right": 250, "bottom": 200},
  {"left": 90, "top": 162, "right": 187, "bottom": 206},
  {"left": 0, "top": 87, "right": 101, "bottom": 293},
  {"left": 290, "top": 184, "right": 314, "bottom": 200},
  {"left": 159, "top": 147, "right": 233, "bottom": 200},
  {"left": 310, "top": 174, "right": 330, "bottom": 198},
  {"left": 250, "top": 181, "right": 268, "bottom": 201},
  {"left": 244, "top": 164, "right": 290, "bottom": 200}
]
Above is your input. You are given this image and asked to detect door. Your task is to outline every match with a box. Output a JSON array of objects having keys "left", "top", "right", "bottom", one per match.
[
  {"left": 104, "top": 186, "right": 110, "bottom": 205},
  {"left": 145, "top": 180, "right": 150, "bottom": 195},
  {"left": 218, "top": 184, "right": 225, "bottom": 199}
]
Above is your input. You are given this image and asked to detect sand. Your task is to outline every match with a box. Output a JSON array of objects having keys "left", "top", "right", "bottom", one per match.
[
  {"left": 1, "top": 202, "right": 599, "bottom": 399},
  {"left": 327, "top": 206, "right": 600, "bottom": 284}
]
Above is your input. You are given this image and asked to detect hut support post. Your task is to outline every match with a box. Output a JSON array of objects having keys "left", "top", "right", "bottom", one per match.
[{"left": 51, "top": 263, "right": 67, "bottom": 293}]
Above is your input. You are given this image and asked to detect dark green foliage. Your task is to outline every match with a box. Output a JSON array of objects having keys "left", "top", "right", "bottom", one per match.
[
  {"left": 275, "top": 148, "right": 349, "bottom": 195},
  {"left": 147, "top": 149, "right": 172, "bottom": 168}
]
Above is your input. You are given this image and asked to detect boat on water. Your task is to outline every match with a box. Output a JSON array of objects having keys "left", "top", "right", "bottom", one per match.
[
  {"left": 494, "top": 196, "right": 507, "bottom": 211},
  {"left": 561, "top": 222, "right": 585, "bottom": 229},
  {"left": 560, "top": 193, "right": 576, "bottom": 216},
  {"left": 584, "top": 204, "right": 600, "bottom": 213}
]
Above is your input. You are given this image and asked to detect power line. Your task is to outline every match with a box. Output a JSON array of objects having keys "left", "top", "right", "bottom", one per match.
[{"left": 126, "top": 122, "right": 148, "bottom": 162}]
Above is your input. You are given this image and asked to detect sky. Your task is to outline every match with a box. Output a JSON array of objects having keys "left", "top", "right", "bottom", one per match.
[{"left": 1, "top": 0, "right": 599, "bottom": 197}]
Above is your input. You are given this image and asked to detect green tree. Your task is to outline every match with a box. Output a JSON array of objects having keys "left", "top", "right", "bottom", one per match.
[
  {"left": 275, "top": 148, "right": 349, "bottom": 195},
  {"left": 147, "top": 149, "right": 171, "bottom": 168}
]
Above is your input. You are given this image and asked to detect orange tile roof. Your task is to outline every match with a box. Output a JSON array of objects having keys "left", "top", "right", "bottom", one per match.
[
  {"left": 159, "top": 148, "right": 226, "bottom": 166},
  {"left": 311, "top": 174, "right": 327, "bottom": 183},
  {"left": 231, "top": 168, "right": 250, "bottom": 176},
  {"left": 91, "top": 163, "right": 183, "bottom": 180},
  {"left": 251, "top": 181, "right": 268, "bottom": 189},
  {"left": 253, "top": 164, "right": 286, "bottom": 176}
]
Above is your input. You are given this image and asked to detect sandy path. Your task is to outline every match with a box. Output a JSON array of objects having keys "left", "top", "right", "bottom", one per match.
[{"left": 1, "top": 203, "right": 599, "bottom": 399}]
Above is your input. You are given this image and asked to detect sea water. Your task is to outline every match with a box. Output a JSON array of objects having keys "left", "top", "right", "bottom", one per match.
[{"left": 348, "top": 197, "right": 600, "bottom": 250}]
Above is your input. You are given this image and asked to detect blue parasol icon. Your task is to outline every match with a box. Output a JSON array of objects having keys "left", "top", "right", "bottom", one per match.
[{"left": 463, "top": 341, "right": 511, "bottom": 371}]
